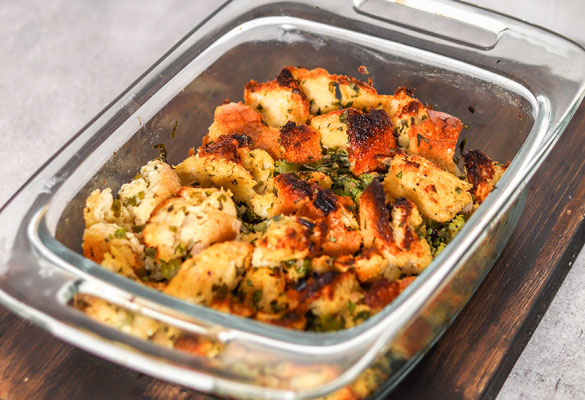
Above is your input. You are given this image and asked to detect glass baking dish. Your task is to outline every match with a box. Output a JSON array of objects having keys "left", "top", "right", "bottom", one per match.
[{"left": 1, "top": 0, "right": 584, "bottom": 398}]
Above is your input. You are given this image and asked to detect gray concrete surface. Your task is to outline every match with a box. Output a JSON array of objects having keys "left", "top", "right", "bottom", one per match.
[{"left": 0, "top": 1, "right": 584, "bottom": 399}]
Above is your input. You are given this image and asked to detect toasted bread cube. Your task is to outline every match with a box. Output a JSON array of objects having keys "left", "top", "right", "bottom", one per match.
[
  {"left": 464, "top": 150, "right": 508, "bottom": 207},
  {"left": 334, "top": 74, "right": 380, "bottom": 110},
  {"left": 363, "top": 277, "right": 416, "bottom": 312},
  {"left": 143, "top": 187, "right": 240, "bottom": 261},
  {"left": 82, "top": 222, "right": 144, "bottom": 280},
  {"left": 207, "top": 102, "right": 282, "bottom": 159},
  {"left": 239, "top": 267, "right": 288, "bottom": 313},
  {"left": 345, "top": 108, "right": 396, "bottom": 176},
  {"left": 165, "top": 241, "right": 252, "bottom": 306},
  {"left": 297, "top": 272, "right": 364, "bottom": 317},
  {"left": 424, "top": 110, "right": 462, "bottom": 174},
  {"left": 244, "top": 68, "right": 310, "bottom": 127},
  {"left": 175, "top": 135, "right": 275, "bottom": 217},
  {"left": 279, "top": 121, "right": 323, "bottom": 164},
  {"left": 354, "top": 250, "right": 399, "bottom": 284},
  {"left": 288, "top": 66, "right": 339, "bottom": 115},
  {"left": 310, "top": 109, "right": 349, "bottom": 150},
  {"left": 380, "top": 89, "right": 461, "bottom": 174},
  {"left": 83, "top": 188, "right": 129, "bottom": 228},
  {"left": 117, "top": 160, "right": 182, "bottom": 227},
  {"left": 251, "top": 216, "right": 322, "bottom": 267},
  {"left": 83, "top": 160, "right": 180, "bottom": 230},
  {"left": 383, "top": 153, "right": 473, "bottom": 222},
  {"left": 273, "top": 173, "right": 361, "bottom": 256},
  {"left": 176, "top": 155, "right": 257, "bottom": 203},
  {"left": 360, "top": 180, "right": 432, "bottom": 276},
  {"left": 311, "top": 108, "right": 396, "bottom": 176}
]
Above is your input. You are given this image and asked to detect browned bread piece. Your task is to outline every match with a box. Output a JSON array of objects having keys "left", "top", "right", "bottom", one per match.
[
  {"left": 207, "top": 102, "right": 282, "bottom": 159},
  {"left": 143, "top": 187, "right": 239, "bottom": 262},
  {"left": 463, "top": 149, "right": 508, "bottom": 207},
  {"left": 273, "top": 173, "right": 361, "bottom": 256},
  {"left": 164, "top": 241, "right": 253, "bottom": 306},
  {"left": 383, "top": 152, "right": 472, "bottom": 222},
  {"left": 311, "top": 108, "right": 397, "bottom": 176},
  {"left": 359, "top": 179, "right": 432, "bottom": 277},
  {"left": 279, "top": 121, "right": 322, "bottom": 164},
  {"left": 244, "top": 68, "right": 310, "bottom": 127}
]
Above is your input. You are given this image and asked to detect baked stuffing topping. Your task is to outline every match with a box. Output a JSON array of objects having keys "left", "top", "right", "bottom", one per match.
[{"left": 79, "top": 66, "right": 507, "bottom": 335}]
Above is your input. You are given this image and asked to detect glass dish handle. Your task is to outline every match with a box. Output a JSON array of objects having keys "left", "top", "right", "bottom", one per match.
[{"left": 353, "top": 0, "right": 508, "bottom": 48}]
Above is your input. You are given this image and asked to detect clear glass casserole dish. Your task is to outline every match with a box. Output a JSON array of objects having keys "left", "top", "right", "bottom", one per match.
[{"left": 1, "top": 0, "right": 584, "bottom": 398}]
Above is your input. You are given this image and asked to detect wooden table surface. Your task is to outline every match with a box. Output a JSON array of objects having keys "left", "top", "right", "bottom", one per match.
[{"left": 0, "top": 99, "right": 583, "bottom": 400}]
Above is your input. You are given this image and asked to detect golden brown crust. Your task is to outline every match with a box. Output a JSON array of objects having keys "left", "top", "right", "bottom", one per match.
[
  {"left": 198, "top": 133, "right": 252, "bottom": 163},
  {"left": 252, "top": 216, "right": 323, "bottom": 267},
  {"left": 244, "top": 68, "right": 310, "bottom": 127},
  {"left": 288, "top": 66, "right": 339, "bottom": 115},
  {"left": 332, "top": 74, "right": 380, "bottom": 110},
  {"left": 364, "top": 276, "right": 415, "bottom": 311},
  {"left": 346, "top": 108, "right": 396, "bottom": 176},
  {"left": 413, "top": 110, "right": 461, "bottom": 174},
  {"left": 274, "top": 174, "right": 361, "bottom": 256},
  {"left": 359, "top": 180, "right": 432, "bottom": 277},
  {"left": 383, "top": 152, "right": 473, "bottom": 222},
  {"left": 378, "top": 89, "right": 462, "bottom": 174},
  {"left": 80, "top": 65, "right": 499, "bottom": 347},
  {"left": 207, "top": 102, "right": 282, "bottom": 159},
  {"left": 279, "top": 121, "right": 323, "bottom": 164},
  {"left": 463, "top": 149, "right": 508, "bottom": 205}
]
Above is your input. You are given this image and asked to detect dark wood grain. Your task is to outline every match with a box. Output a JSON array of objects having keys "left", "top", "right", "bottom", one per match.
[{"left": 1, "top": 102, "right": 585, "bottom": 400}]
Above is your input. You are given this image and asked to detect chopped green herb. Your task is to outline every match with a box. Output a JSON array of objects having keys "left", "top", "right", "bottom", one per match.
[
  {"left": 212, "top": 283, "right": 229, "bottom": 299},
  {"left": 329, "top": 236, "right": 337, "bottom": 242},
  {"left": 175, "top": 243, "right": 186, "bottom": 254},
  {"left": 328, "top": 81, "right": 336, "bottom": 93},
  {"left": 170, "top": 120, "right": 178, "bottom": 138},
  {"left": 252, "top": 289, "right": 263, "bottom": 305},
  {"left": 396, "top": 170, "right": 403, "bottom": 179},
  {"left": 113, "top": 228, "right": 126, "bottom": 239},
  {"left": 274, "top": 160, "right": 300, "bottom": 174},
  {"left": 339, "top": 109, "right": 349, "bottom": 124},
  {"left": 124, "top": 196, "right": 137, "bottom": 207},
  {"left": 417, "top": 134, "right": 429, "bottom": 147},
  {"left": 296, "top": 259, "right": 311, "bottom": 276},
  {"left": 348, "top": 300, "right": 356, "bottom": 314},
  {"left": 353, "top": 310, "right": 371, "bottom": 322},
  {"left": 145, "top": 247, "right": 157, "bottom": 257},
  {"left": 270, "top": 300, "right": 285, "bottom": 313},
  {"left": 159, "top": 258, "right": 182, "bottom": 280},
  {"left": 111, "top": 199, "right": 122, "bottom": 217}
]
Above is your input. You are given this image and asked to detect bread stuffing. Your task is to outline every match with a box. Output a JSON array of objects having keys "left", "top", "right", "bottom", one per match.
[{"left": 79, "top": 66, "right": 506, "bottom": 334}]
